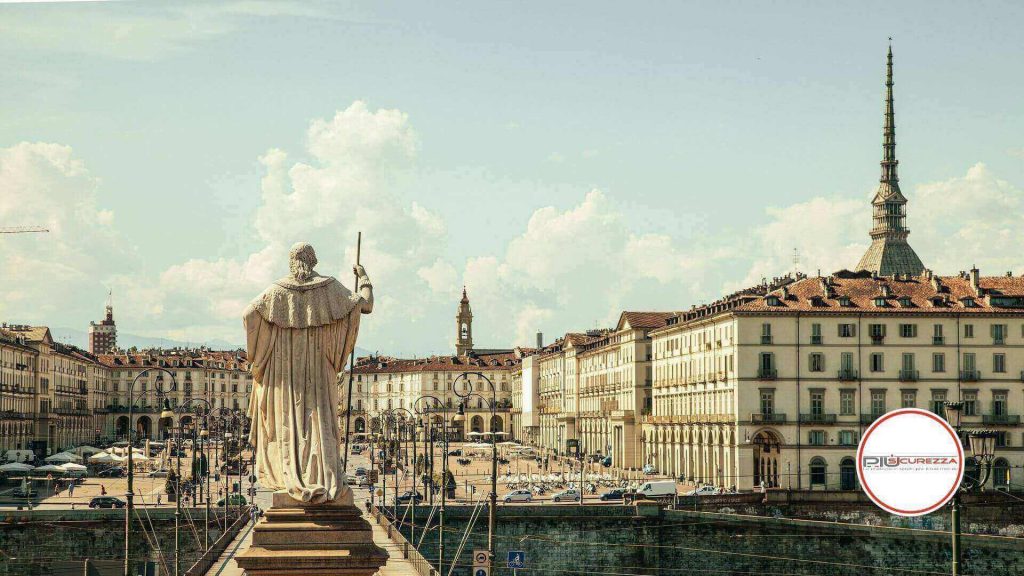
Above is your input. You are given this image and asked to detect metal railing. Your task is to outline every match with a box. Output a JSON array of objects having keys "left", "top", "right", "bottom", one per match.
[
  {"left": 898, "top": 369, "right": 919, "bottom": 382},
  {"left": 982, "top": 414, "right": 1020, "bottom": 425},
  {"left": 837, "top": 369, "right": 858, "bottom": 381},
  {"left": 751, "top": 412, "right": 786, "bottom": 424},
  {"left": 757, "top": 368, "right": 777, "bottom": 380},
  {"left": 799, "top": 413, "right": 837, "bottom": 424},
  {"left": 960, "top": 370, "right": 980, "bottom": 382}
]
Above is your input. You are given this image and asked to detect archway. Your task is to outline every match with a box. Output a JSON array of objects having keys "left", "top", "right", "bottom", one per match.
[
  {"left": 809, "top": 457, "right": 827, "bottom": 488},
  {"left": 992, "top": 458, "right": 1010, "bottom": 488},
  {"left": 751, "top": 429, "right": 782, "bottom": 488},
  {"left": 136, "top": 416, "right": 152, "bottom": 440},
  {"left": 116, "top": 416, "right": 130, "bottom": 439},
  {"left": 354, "top": 417, "right": 366, "bottom": 434},
  {"left": 840, "top": 457, "right": 857, "bottom": 490},
  {"left": 490, "top": 415, "right": 503, "bottom": 433},
  {"left": 470, "top": 415, "right": 484, "bottom": 434}
]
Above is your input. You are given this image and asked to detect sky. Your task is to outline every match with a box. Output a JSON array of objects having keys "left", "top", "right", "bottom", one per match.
[{"left": 1, "top": 1, "right": 1023, "bottom": 356}]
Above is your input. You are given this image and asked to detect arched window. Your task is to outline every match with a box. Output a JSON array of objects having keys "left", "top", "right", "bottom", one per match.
[
  {"left": 992, "top": 458, "right": 1010, "bottom": 488},
  {"left": 840, "top": 457, "right": 857, "bottom": 490},
  {"left": 809, "top": 457, "right": 827, "bottom": 487}
]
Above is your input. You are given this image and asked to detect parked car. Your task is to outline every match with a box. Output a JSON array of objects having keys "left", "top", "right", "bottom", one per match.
[
  {"left": 502, "top": 489, "right": 533, "bottom": 504},
  {"left": 551, "top": 489, "right": 581, "bottom": 503},
  {"left": 216, "top": 494, "right": 248, "bottom": 506},
  {"left": 89, "top": 496, "right": 126, "bottom": 509},
  {"left": 638, "top": 480, "right": 677, "bottom": 498},
  {"left": 354, "top": 467, "right": 367, "bottom": 477},
  {"left": 147, "top": 469, "right": 169, "bottom": 478},
  {"left": 394, "top": 491, "right": 424, "bottom": 505},
  {"left": 97, "top": 467, "right": 126, "bottom": 478},
  {"left": 447, "top": 449, "right": 463, "bottom": 456},
  {"left": 599, "top": 489, "right": 625, "bottom": 501},
  {"left": 684, "top": 485, "right": 721, "bottom": 497}
]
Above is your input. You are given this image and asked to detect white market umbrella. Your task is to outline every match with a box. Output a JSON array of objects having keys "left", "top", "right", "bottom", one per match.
[
  {"left": 88, "top": 452, "right": 118, "bottom": 463},
  {"left": 33, "top": 464, "right": 67, "bottom": 474},
  {"left": 0, "top": 462, "right": 34, "bottom": 473},
  {"left": 467, "top": 431, "right": 483, "bottom": 437},
  {"left": 498, "top": 441, "right": 519, "bottom": 447},
  {"left": 60, "top": 463, "right": 87, "bottom": 472},
  {"left": 72, "top": 446, "right": 103, "bottom": 456},
  {"left": 45, "top": 452, "right": 82, "bottom": 463}
]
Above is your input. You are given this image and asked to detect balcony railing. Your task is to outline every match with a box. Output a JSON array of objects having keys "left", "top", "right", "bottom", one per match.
[
  {"left": 757, "top": 368, "right": 777, "bottom": 380},
  {"left": 960, "top": 370, "right": 980, "bottom": 382},
  {"left": 993, "top": 337, "right": 1005, "bottom": 345},
  {"left": 898, "top": 370, "right": 919, "bottom": 382},
  {"left": 861, "top": 413, "right": 884, "bottom": 425},
  {"left": 933, "top": 336, "right": 945, "bottom": 345},
  {"left": 810, "top": 335, "right": 823, "bottom": 345},
  {"left": 751, "top": 412, "right": 786, "bottom": 424},
  {"left": 838, "top": 369, "right": 858, "bottom": 381},
  {"left": 800, "top": 413, "right": 837, "bottom": 424},
  {"left": 983, "top": 414, "right": 1020, "bottom": 425},
  {"left": 760, "top": 335, "right": 773, "bottom": 345},
  {"left": 870, "top": 336, "right": 885, "bottom": 345}
]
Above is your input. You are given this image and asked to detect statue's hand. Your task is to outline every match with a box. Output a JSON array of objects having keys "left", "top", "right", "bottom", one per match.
[{"left": 353, "top": 264, "right": 368, "bottom": 279}]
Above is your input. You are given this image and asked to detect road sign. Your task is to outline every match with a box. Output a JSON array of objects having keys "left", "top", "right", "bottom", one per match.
[
  {"left": 473, "top": 568, "right": 489, "bottom": 576},
  {"left": 473, "top": 550, "right": 489, "bottom": 566},
  {"left": 507, "top": 551, "right": 526, "bottom": 569}
]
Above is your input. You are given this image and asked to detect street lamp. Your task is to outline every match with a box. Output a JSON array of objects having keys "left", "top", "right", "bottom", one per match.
[
  {"left": 452, "top": 371, "right": 498, "bottom": 568},
  {"left": 944, "top": 401, "right": 998, "bottom": 576},
  {"left": 413, "top": 395, "right": 451, "bottom": 575},
  {"left": 172, "top": 398, "right": 212, "bottom": 574},
  {"left": 124, "top": 368, "right": 176, "bottom": 576}
]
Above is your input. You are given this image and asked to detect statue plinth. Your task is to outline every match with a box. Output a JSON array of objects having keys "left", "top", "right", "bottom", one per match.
[{"left": 236, "top": 491, "right": 388, "bottom": 576}]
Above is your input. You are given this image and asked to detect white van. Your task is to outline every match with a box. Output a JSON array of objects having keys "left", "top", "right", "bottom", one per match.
[{"left": 637, "top": 480, "right": 676, "bottom": 498}]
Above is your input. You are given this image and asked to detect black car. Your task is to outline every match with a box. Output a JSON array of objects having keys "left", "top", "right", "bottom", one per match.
[
  {"left": 394, "top": 491, "right": 424, "bottom": 504},
  {"left": 599, "top": 489, "right": 625, "bottom": 501},
  {"left": 98, "top": 467, "right": 126, "bottom": 478},
  {"left": 354, "top": 467, "right": 367, "bottom": 477},
  {"left": 90, "top": 496, "right": 126, "bottom": 509},
  {"left": 447, "top": 449, "right": 462, "bottom": 456}
]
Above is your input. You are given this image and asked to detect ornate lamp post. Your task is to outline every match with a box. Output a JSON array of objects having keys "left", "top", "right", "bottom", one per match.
[
  {"left": 943, "top": 401, "right": 998, "bottom": 576},
  {"left": 215, "top": 407, "right": 241, "bottom": 524},
  {"left": 386, "top": 407, "right": 416, "bottom": 544},
  {"left": 124, "top": 368, "right": 176, "bottom": 576},
  {"left": 452, "top": 371, "right": 498, "bottom": 567},
  {"left": 413, "top": 395, "right": 451, "bottom": 574},
  {"left": 173, "top": 398, "right": 212, "bottom": 568}
]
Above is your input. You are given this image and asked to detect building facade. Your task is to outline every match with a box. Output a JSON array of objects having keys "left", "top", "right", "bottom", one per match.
[{"left": 87, "top": 292, "right": 117, "bottom": 354}]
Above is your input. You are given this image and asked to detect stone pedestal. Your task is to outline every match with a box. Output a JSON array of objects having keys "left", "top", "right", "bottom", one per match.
[{"left": 236, "top": 491, "right": 388, "bottom": 576}]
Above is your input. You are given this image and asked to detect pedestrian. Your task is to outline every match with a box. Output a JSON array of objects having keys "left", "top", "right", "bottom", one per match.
[
  {"left": 69, "top": 482, "right": 75, "bottom": 497},
  {"left": 157, "top": 493, "right": 162, "bottom": 506},
  {"left": 101, "top": 484, "right": 107, "bottom": 496}
]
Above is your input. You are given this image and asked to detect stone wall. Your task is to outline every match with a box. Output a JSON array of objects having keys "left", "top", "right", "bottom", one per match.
[{"left": 395, "top": 504, "right": 1024, "bottom": 576}]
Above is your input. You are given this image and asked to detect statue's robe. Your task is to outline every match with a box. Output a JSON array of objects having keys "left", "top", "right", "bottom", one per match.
[{"left": 244, "top": 273, "right": 366, "bottom": 503}]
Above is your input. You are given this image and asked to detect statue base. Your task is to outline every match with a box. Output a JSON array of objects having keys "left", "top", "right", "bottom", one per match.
[{"left": 236, "top": 491, "right": 388, "bottom": 576}]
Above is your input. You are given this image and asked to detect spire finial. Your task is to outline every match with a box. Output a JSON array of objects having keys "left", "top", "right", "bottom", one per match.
[{"left": 881, "top": 41, "right": 898, "bottom": 184}]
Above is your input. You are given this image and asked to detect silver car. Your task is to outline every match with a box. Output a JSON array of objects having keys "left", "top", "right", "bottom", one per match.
[
  {"left": 551, "top": 489, "right": 581, "bottom": 503},
  {"left": 502, "top": 489, "right": 533, "bottom": 503}
]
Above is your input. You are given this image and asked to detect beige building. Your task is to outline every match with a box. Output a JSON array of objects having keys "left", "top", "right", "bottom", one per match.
[
  {"left": 644, "top": 269, "right": 1024, "bottom": 491},
  {"left": 0, "top": 327, "right": 41, "bottom": 454}
]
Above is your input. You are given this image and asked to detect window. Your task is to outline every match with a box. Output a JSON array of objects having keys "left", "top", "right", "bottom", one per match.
[
  {"left": 809, "top": 458, "right": 827, "bottom": 486},
  {"left": 963, "top": 353, "right": 977, "bottom": 373},
  {"left": 840, "top": 391, "right": 855, "bottom": 415},
  {"left": 809, "top": 353, "right": 824, "bottom": 372},
  {"left": 899, "top": 324, "right": 918, "bottom": 338},
  {"left": 838, "top": 323, "right": 856, "bottom": 338},
  {"left": 930, "top": 391, "right": 946, "bottom": 415},
  {"left": 870, "top": 391, "right": 886, "bottom": 416},
  {"left": 838, "top": 430, "right": 856, "bottom": 446},
  {"left": 901, "top": 390, "right": 916, "bottom": 408},
  {"left": 761, "top": 323, "right": 773, "bottom": 345},
  {"left": 811, "top": 323, "right": 822, "bottom": 345},
  {"left": 933, "top": 324, "right": 944, "bottom": 344},
  {"left": 759, "top": 390, "right": 774, "bottom": 416},
  {"left": 994, "top": 431, "right": 1008, "bottom": 448},
  {"left": 758, "top": 352, "right": 775, "bottom": 378},
  {"left": 870, "top": 353, "right": 884, "bottom": 372},
  {"left": 963, "top": 392, "right": 977, "bottom": 416},
  {"left": 869, "top": 324, "right": 886, "bottom": 343},
  {"left": 932, "top": 353, "right": 946, "bottom": 373},
  {"left": 993, "top": 353, "right": 1006, "bottom": 373},
  {"left": 810, "top": 391, "right": 824, "bottom": 416},
  {"left": 992, "top": 324, "right": 1007, "bottom": 344},
  {"left": 964, "top": 324, "right": 974, "bottom": 339},
  {"left": 808, "top": 430, "right": 826, "bottom": 445},
  {"left": 993, "top": 392, "right": 1007, "bottom": 416},
  {"left": 902, "top": 353, "right": 916, "bottom": 372}
]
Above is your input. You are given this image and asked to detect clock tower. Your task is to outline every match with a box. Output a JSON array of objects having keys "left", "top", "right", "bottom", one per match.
[{"left": 456, "top": 287, "right": 473, "bottom": 356}]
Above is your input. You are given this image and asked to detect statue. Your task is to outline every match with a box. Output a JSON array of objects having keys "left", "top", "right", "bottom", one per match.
[{"left": 243, "top": 242, "right": 372, "bottom": 504}]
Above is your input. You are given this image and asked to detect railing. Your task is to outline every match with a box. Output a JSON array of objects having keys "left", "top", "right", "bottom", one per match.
[
  {"left": 184, "top": 509, "right": 251, "bottom": 576},
  {"left": 810, "top": 335, "right": 822, "bottom": 345},
  {"left": 993, "top": 337, "right": 1005, "bottom": 345},
  {"left": 751, "top": 413, "right": 786, "bottom": 424},
  {"left": 960, "top": 370, "right": 980, "bottom": 382},
  {"left": 983, "top": 414, "right": 1021, "bottom": 425},
  {"left": 760, "top": 335, "right": 773, "bottom": 345},
  {"left": 837, "top": 369, "right": 858, "bottom": 381},
  {"left": 933, "top": 336, "right": 945, "bottom": 345},
  {"left": 757, "top": 368, "right": 777, "bottom": 380},
  {"left": 860, "top": 414, "right": 883, "bottom": 425},
  {"left": 898, "top": 370, "right": 919, "bottom": 382},
  {"left": 799, "top": 413, "right": 837, "bottom": 424},
  {"left": 870, "top": 336, "right": 885, "bottom": 345}
]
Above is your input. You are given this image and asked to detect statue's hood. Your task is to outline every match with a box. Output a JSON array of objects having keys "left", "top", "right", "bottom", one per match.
[{"left": 247, "top": 275, "right": 360, "bottom": 329}]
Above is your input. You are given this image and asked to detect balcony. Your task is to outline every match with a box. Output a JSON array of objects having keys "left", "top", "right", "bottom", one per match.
[
  {"left": 898, "top": 370, "right": 919, "bottom": 382},
  {"left": 757, "top": 368, "right": 777, "bottom": 380},
  {"left": 799, "top": 413, "right": 837, "bottom": 424},
  {"left": 870, "top": 336, "right": 885, "bottom": 345},
  {"left": 810, "top": 335, "right": 823, "bottom": 345},
  {"left": 860, "top": 413, "right": 883, "bottom": 425},
  {"left": 751, "top": 412, "right": 786, "bottom": 424},
  {"left": 933, "top": 336, "right": 944, "bottom": 345},
  {"left": 983, "top": 414, "right": 1021, "bottom": 425},
  {"left": 760, "top": 335, "right": 773, "bottom": 345},
  {"left": 960, "top": 370, "right": 980, "bottom": 382},
  {"left": 993, "top": 337, "right": 1005, "bottom": 345},
  {"left": 837, "top": 369, "right": 858, "bottom": 381}
]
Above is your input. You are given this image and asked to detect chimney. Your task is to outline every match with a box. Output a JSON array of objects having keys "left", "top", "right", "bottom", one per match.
[
  {"left": 536, "top": 332, "right": 543, "bottom": 349},
  {"left": 970, "top": 266, "right": 980, "bottom": 295}
]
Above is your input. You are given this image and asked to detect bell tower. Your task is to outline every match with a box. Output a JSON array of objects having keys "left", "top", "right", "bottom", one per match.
[{"left": 456, "top": 287, "right": 473, "bottom": 356}]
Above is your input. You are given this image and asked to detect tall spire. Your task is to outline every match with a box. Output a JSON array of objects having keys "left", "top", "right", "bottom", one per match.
[
  {"left": 855, "top": 42, "right": 925, "bottom": 277},
  {"left": 880, "top": 40, "right": 898, "bottom": 184}
]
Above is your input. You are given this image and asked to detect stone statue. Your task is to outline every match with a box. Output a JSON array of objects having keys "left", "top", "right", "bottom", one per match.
[{"left": 243, "top": 242, "right": 372, "bottom": 504}]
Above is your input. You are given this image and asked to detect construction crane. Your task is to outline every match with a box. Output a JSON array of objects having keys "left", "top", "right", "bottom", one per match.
[{"left": 0, "top": 226, "right": 48, "bottom": 234}]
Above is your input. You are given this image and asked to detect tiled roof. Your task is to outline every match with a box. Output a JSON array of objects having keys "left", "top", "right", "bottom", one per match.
[
  {"left": 732, "top": 269, "right": 1024, "bottom": 315},
  {"left": 98, "top": 349, "right": 248, "bottom": 370},
  {"left": 620, "top": 311, "right": 675, "bottom": 329},
  {"left": 0, "top": 325, "right": 51, "bottom": 343}
]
